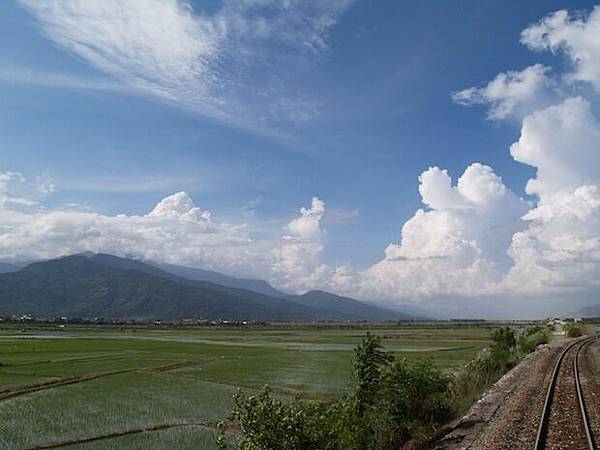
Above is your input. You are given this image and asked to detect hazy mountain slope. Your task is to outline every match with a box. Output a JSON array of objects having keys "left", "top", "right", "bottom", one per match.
[
  {"left": 289, "top": 290, "right": 418, "bottom": 321},
  {"left": 0, "top": 263, "right": 17, "bottom": 274},
  {"left": 89, "top": 254, "right": 337, "bottom": 318},
  {"left": 155, "top": 262, "right": 287, "bottom": 298},
  {"left": 0, "top": 253, "right": 426, "bottom": 321},
  {"left": 155, "top": 261, "right": 422, "bottom": 320},
  {"left": 573, "top": 304, "right": 600, "bottom": 317},
  {"left": 371, "top": 300, "right": 438, "bottom": 320},
  {"left": 0, "top": 255, "right": 325, "bottom": 321}
]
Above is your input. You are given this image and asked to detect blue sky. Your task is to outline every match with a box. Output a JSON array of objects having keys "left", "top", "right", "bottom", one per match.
[{"left": 1, "top": 1, "right": 600, "bottom": 317}]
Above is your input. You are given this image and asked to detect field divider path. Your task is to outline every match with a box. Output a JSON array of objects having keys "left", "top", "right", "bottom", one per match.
[
  {"left": 22, "top": 420, "right": 218, "bottom": 450},
  {"left": 0, "top": 358, "right": 210, "bottom": 402},
  {"left": 0, "top": 368, "right": 138, "bottom": 401},
  {"left": 10, "top": 351, "right": 148, "bottom": 367}
]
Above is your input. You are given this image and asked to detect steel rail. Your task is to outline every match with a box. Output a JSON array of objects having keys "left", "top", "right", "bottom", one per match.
[
  {"left": 574, "top": 338, "right": 596, "bottom": 450},
  {"left": 534, "top": 337, "right": 596, "bottom": 450}
]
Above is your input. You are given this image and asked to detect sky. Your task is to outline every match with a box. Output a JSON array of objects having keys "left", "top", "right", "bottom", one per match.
[{"left": 1, "top": 0, "right": 599, "bottom": 318}]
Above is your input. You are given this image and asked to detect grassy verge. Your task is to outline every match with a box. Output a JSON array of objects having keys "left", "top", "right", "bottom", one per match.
[{"left": 451, "top": 325, "right": 551, "bottom": 414}]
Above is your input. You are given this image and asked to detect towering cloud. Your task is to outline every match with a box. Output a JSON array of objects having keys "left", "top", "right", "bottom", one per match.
[
  {"left": 360, "top": 164, "right": 528, "bottom": 300},
  {"left": 504, "top": 97, "right": 600, "bottom": 295},
  {"left": 271, "top": 197, "right": 330, "bottom": 291},
  {"left": 510, "top": 97, "right": 600, "bottom": 201},
  {"left": 356, "top": 5, "right": 600, "bottom": 310}
]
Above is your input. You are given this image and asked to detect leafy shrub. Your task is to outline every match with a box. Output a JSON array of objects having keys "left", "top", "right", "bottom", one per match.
[
  {"left": 229, "top": 385, "right": 341, "bottom": 450},
  {"left": 374, "top": 358, "right": 452, "bottom": 448},
  {"left": 219, "top": 333, "right": 452, "bottom": 450},
  {"left": 517, "top": 327, "right": 548, "bottom": 354},
  {"left": 564, "top": 322, "right": 583, "bottom": 337}
]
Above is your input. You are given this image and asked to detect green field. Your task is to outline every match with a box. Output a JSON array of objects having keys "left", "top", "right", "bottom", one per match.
[{"left": 0, "top": 323, "right": 494, "bottom": 449}]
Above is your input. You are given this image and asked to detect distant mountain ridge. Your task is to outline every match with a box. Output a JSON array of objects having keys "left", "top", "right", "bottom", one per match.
[
  {"left": 0, "top": 253, "right": 420, "bottom": 322},
  {"left": 154, "top": 261, "right": 421, "bottom": 321},
  {"left": 288, "top": 290, "right": 405, "bottom": 322},
  {"left": 572, "top": 303, "right": 600, "bottom": 318},
  {"left": 155, "top": 262, "right": 287, "bottom": 298},
  {"left": 0, "top": 262, "right": 18, "bottom": 274}
]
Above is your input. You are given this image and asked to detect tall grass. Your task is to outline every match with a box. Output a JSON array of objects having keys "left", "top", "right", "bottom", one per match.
[{"left": 451, "top": 325, "right": 549, "bottom": 414}]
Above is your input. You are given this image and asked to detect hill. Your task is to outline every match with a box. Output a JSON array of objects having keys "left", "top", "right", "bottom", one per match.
[
  {"left": 155, "top": 262, "right": 286, "bottom": 298},
  {"left": 0, "top": 254, "right": 420, "bottom": 321},
  {"left": 0, "top": 255, "right": 323, "bottom": 321},
  {"left": 289, "top": 290, "right": 416, "bottom": 321},
  {"left": 152, "top": 261, "right": 417, "bottom": 321},
  {"left": 0, "top": 262, "right": 17, "bottom": 274},
  {"left": 572, "top": 303, "right": 600, "bottom": 318}
]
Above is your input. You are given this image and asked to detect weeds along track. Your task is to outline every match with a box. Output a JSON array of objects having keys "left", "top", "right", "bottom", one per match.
[{"left": 534, "top": 336, "right": 597, "bottom": 450}]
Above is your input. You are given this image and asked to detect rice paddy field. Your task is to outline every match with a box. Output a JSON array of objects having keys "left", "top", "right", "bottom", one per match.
[{"left": 0, "top": 322, "right": 497, "bottom": 449}]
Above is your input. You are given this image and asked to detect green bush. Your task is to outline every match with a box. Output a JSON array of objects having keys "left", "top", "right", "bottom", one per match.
[
  {"left": 229, "top": 385, "right": 341, "bottom": 450},
  {"left": 517, "top": 327, "right": 549, "bottom": 354},
  {"left": 374, "top": 358, "right": 452, "bottom": 448},
  {"left": 219, "top": 333, "right": 452, "bottom": 450},
  {"left": 564, "top": 322, "right": 583, "bottom": 337},
  {"left": 351, "top": 332, "right": 393, "bottom": 417}
]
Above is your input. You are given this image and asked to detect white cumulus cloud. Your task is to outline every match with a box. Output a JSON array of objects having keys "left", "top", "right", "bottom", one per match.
[
  {"left": 0, "top": 189, "right": 339, "bottom": 294},
  {"left": 359, "top": 163, "right": 528, "bottom": 300},
  {"left": 503, "top": 97, "right": 600, "bottom": 296},
  {"left": 271, "top": 197, "right": 331, "bottom": 291},
  {"left": 521, "top": 6, "right": 600, "bottom": 89},
  {"left": 510, "top": 97, "right": 600, "bottom": 201},
  {"left": 452, "top": 64, "right": 554, "bottom": 120},
  {"left": 0, "top": 191, "right": 259, "bottom": 274}
]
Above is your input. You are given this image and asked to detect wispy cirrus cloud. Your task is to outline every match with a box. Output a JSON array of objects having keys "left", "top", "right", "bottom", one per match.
[
  {"left": 0, "top": 171, "right": 54, "bottom": 208},
  {"left": 16, "top": 0, "right": 353, "bottom": 133},
  {"left": 0, "top": 69, "right": 126, "bottom": 93}
]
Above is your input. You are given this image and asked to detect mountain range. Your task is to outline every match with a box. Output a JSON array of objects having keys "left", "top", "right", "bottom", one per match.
[
  {"left": 572, "top": 304, "right": 600, "bottom": 318},
  {"left": 0, "top": 253, "right": 420, "bottom": 322},
  {"left": 0, "top": 262, "right": 18, "bottom": 274}
]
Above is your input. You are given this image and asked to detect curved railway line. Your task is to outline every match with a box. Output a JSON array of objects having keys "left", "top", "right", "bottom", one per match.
[{"left": 535, "top": 336, "right": 597, "bottom": 450}]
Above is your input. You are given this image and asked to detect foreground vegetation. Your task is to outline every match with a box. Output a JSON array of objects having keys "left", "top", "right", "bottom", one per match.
[
  {"left": 221, "top": 325, "right": 550, "bottom": 449},
  {"left": 0, "top": 322, "right": 540, "bottom": 449},
  {"left": 222, "top": 333, "right": 452, "bottom": 449}
]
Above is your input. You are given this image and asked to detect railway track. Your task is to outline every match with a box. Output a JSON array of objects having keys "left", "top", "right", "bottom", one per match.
[{"left": 535, "top": 336, "right": 597, "bottom": 450}]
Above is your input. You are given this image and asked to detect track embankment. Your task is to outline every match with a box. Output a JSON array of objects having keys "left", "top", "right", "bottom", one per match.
[{"left": 434, "top": 338, "right": 600, "bottom": 449}]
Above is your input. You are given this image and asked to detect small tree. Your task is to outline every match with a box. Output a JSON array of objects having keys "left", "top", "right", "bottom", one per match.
[
  {"left": 375, "top": 358, "right": 452, "bottom": 448},
  {"left": 489, "top": 327, "right": 516, "bottom": 370},
  {"left": 351, "top": 332, "right": 392, "bottom": 416}
]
